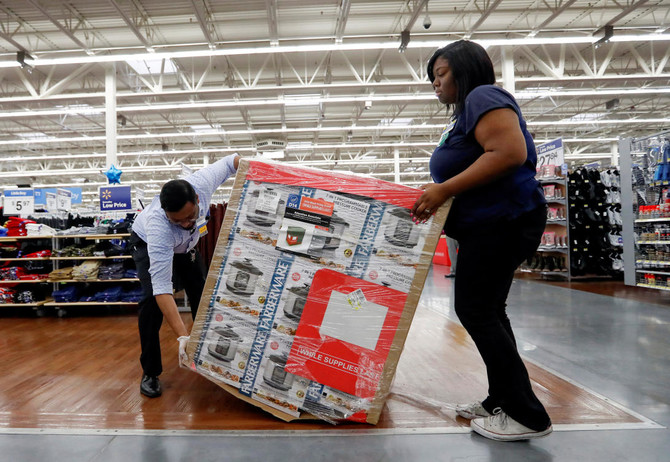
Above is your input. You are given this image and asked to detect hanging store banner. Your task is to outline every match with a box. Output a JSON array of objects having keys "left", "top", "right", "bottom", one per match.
[
  {"left": 3, "top": 189, "right": 35, "bottom": 215},
  {"left": 45, "top": 192, "right": 57, "bottom": 212},
  {"left": 34, "top": 187, "right": 83, "bottom": 205},
  {"left": 536, "top": 138, "right": 564, "bottom": 172},
  {"left": 57, "top": 188, "right": 72, "bottom": 211},
  {"left": 99, "top": 185, "right": 132, "bottom": 211}
]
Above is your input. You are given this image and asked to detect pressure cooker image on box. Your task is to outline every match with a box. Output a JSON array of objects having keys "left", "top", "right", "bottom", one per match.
[
  {"left": 208, "top": 325, "right": 241, "bottom": 362},
  {"left": 383, "top": 208, "right": 420, "bottom": 248},
  {"left": 308, "top": 213, "right": 350, "bottom": 255},
  {"left": 283, "top": 283, "right": 310, "bottom": 321},
  {"left": 245, "top": 189, "right": 286, "bottom": 227},
  {"left": 263, "top": 354, "right": 296, "bottom": 391},
  {"left": 225, "top": 259, "right": 263, "bottom": 297}
]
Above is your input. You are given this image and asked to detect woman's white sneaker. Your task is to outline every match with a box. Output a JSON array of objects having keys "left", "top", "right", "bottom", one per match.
[
  {"left": 470, "top": 411, "right": 553, "bottom": 441},
  {"left": 455, "top": 401, "right": 496, "bottom": 420}
]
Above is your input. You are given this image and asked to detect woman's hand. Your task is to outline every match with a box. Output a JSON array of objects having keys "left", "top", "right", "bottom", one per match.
[{"left": 410, "top": 182, "right": 451, "bottom": 224}]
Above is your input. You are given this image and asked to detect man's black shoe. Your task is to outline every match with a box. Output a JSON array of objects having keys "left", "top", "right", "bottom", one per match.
[{"left": 140, "top": 375, "right": 162, "bottom": 398}]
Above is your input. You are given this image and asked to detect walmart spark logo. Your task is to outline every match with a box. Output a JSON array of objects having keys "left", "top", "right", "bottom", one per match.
[{"left": 101, "top": 189, "right": 112, "bottom": 200}]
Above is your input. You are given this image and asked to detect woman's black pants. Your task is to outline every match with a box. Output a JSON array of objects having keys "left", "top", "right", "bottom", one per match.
[{"left": 452, "top": 206, "right": 551, "bottom": 431}]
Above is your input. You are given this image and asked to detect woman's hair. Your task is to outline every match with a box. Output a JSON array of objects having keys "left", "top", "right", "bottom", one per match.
[
  {"left": 160, "top": 179, "right": 196, "bottom": 212},
  {"left": 427, "top": 40, "right": 495, "bottom": 115}
]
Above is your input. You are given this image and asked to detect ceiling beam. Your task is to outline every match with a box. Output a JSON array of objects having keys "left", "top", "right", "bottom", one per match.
[
  {"left": 25, "top": 0, "right": 91, "bottom": 53},
  {"left": 107, "top": 0, "right": 154, "bottom": 51},
  {"left": 528, "top": 0, "right": 579, "bottom": 36},
  {"left": 402, "top": 0, "right": 429, "bottom": 33},
  {"left": 190, "top": 0, "right": 216, "bottom": 49},
  {"left": 265, "top": 0, "right": 279, "bottom": 45},
  {"left": 465, "top": 0, "right": 504, "bottom": 38},
  {"left": 607, "top": 0, "right": 650, "bottom": 26},
  {"left": 334, "top": 0, "right": 351, "bottom": 43}
]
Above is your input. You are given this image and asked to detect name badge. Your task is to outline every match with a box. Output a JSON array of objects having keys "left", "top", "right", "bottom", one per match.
[
  {"left": 437, "top": 116, "right": 457, "bottom": 147},
  {"left": 196, "top": 217, "right": 208, "bottom": 237}
]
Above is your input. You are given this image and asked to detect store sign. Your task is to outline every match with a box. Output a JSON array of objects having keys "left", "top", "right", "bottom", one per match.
[
  {"left": 3, "top": 189, "right": 34, "bottom": 215},
  {"left": 99, "top": 185, "right": 132, "bottom": 211},
  {"left": 57, "top": 188, "right": 72, "bottom": 211},
  {"left": 536, "top": 138, "right": 564, "bottom": 171},
  {"left": 45, "top": 192, "right": 57, "bottom": 212},
  {"left": 34, "top": 187, "right": 83, "bottom": 205}
]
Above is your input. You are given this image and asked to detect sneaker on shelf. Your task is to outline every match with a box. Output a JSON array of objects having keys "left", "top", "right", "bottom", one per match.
[
  {"left": 470, "top": 410, "right": 553, "bottom": 442},
  {"left": 455, "top": 401, "right": 498, "bottom": 420}
]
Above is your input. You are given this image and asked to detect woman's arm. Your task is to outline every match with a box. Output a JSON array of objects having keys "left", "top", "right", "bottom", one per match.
[{"left": 411, "top": 107, "right": 528, "bottom": 222}]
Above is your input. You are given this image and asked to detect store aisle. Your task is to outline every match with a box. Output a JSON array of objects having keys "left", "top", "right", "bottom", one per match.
[{"left": 1, "top": 266, "right": 669, "bottom": 461}]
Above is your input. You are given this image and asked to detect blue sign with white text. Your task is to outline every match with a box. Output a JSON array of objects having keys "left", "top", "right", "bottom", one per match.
[
  {"left": 99, "top": 185, "right": 132, "bottom": 211},
  {"left": 34, "top": 187, "right": 82, "bottom": 205}
]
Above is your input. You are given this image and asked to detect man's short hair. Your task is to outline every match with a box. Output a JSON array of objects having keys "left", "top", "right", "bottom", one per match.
[{"left": 160, "top": 179, "right": 196, "bottom": 212}]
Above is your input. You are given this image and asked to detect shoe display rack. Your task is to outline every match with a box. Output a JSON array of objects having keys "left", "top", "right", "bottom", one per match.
[
  {"left": 522, "top": 174, "right": 570, "bottom": 278},
  {"left": 567, "top": 167, "right": 623, "bottom": 278},
  {"left": 620, "top": 132, "right": 670, "bottom": 290},
  {"left": 0, "top": 233, "right": 139, "bottom": 316}
]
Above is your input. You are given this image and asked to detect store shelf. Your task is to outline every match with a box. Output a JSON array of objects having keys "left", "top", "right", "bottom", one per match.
[
  {"left": 636, "top": 260, "right": 670, "bottom": 266},
  {"left": 546, "top": 198, "right": 566, "bottom": 204},
  {"left": 0, "top": 279, "right": 49, "bottom": 284},
  {"left": 635, "top": 270, "right": 670, "bottom": 276},
  {"left": 539, "top": 177, "right": 567, "bottom": 184},
  {"left": 0, "top": 235, "right": 54, "bottom": 242},
  {"left": 49, "top": 278, "right": 139, "bottom": 283},
  {"left": 43, "top": 301, "right": 138, "bottom": 306},
  {"left": 0, "top": 257, "right": 51, "bottom": 261},
  {"left": 0, "top": 300, "right": 48, "bottom": 307},
  {"left": 636, "top": 283, "right": 670, "bottom": 291},
  {"left": 635, "top": 217, "right": 670, "bottom": 223},
  {"left": 537, "top": 246, "right": 569, "bottom": 253},
  {"left": 546, "top": 219, "right": 567, "bottom": 225},
  {"left": 51, "top": 255, "right": 132, "bottom": 260},
  {"left": 53, "top": 233, "right": 130, "bottom": 240},
  {"left": 635, "top": 241, "right": 670, "bottom": 245}
]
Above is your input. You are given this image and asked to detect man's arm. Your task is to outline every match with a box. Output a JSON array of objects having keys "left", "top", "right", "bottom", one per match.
[{"left": 155, "top": 294, "right": 189, "bottom": 337}]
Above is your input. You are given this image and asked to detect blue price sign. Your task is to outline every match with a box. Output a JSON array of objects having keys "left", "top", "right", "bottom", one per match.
[{"left": 99, "top": 185, "right": 132, "bottom": 211}]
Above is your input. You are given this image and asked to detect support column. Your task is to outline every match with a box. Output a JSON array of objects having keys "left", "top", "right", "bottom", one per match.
[
  {"left": 501, "top": 46, "right": 515, "bottom": 95},
  {"left": 105, "top": 64, "right": 117, "bottom": 169},
  {"left": 394, "top": 147, "right": 400, "bottom": 184},
  {"left": 611, "top": 141, "right": 619, "bottom": 167}
]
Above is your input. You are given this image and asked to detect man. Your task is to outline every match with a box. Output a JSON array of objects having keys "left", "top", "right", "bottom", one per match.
[{"left": 129, "top": 153, "right": 240, "bottom": 398}]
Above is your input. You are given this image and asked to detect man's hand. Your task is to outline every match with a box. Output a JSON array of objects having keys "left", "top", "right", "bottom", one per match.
[
  {"left": 178, "top": 335, "right": 189, "bottom": 366},
  {"left": 233, "top": 154, "right": 240, "bottom": 170}
]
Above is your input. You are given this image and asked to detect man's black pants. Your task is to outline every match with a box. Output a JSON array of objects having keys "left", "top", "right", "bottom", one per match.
[
  {"left": 130, "top": 232, "right": 206, "bottom": 377},
  {"left": 452, "top": 205, "right": 551, "bottom": 431}
]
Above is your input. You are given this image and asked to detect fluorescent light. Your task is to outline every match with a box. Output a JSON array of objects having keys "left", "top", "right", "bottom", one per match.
[
  {"left": 126, "top": 58, "right": 177, "bottom": 75},
  {"left": 378, "top": 118, "right": 414, "bottom": 127},
  {"left": 23, "top": 34, "right": 670, "bottom": 69},
  {"left": 560, "top": 112, "right": 608, "bottom": 123}
]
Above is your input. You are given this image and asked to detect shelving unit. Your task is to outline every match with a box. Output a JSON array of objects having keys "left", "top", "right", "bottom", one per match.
[
  {"left": 620, "top": 131, "right": 670, "bottom": 290},
  {"left": 530, "top": 177, "right": 570, "bottom": 278},
  {"left": 0, "top": 232, "right": 138, "bottom": 314}
]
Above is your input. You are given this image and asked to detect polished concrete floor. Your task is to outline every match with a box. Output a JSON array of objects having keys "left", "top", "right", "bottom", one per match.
[{"left": 1, "top": 265, "right": 669, "bottom": 462}]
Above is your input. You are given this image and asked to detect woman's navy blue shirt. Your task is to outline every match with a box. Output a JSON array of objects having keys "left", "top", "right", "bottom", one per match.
[{"left": 429, "top": 85, "right": 545, "bottom": 235}]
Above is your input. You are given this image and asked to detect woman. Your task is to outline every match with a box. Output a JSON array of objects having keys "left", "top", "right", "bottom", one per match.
[{"left": 411, "top": 40, "right": 552, "bottom": 441}]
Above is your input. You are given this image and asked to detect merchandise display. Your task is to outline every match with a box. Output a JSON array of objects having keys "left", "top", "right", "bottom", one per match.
[
  {"left": 185, "top": 159, "right": 450, "bottom": 425},
  {"left": 523, "top": 168, "right": 569, "bottom": 275},
  {"left": 567, "top": 167, "right": 623, "bottom": 277},
  {"left": 0, "top": 217, "right": 139, "bottom": 313},
  {"left": 622, "top": 135, "right": 670, "bottom": 290}
]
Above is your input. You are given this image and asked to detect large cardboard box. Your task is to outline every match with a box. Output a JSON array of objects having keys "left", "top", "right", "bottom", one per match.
[{"left": 186, "top": 159, "right": 450, "bottom": 424}]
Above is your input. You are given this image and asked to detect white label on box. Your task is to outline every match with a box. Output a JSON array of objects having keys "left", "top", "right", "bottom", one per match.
[
  {"left": 320, "top": 291, "right": 388, "bottom": 351},
  {"left": 256, "top": 189, "right": 281, "bottom": 214}
]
